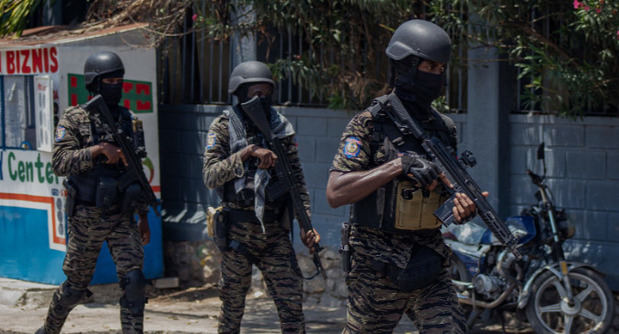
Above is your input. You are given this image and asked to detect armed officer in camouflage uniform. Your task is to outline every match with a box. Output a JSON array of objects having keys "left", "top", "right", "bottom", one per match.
[
  {"left": 36, "top": 51, "right": 151, "bottom": 334},
  {"left": 203, "top": 60, "right": 320, "bottom": 334},
  {"left": 327, "top": 20, "right": 482, "bottom": 334}
]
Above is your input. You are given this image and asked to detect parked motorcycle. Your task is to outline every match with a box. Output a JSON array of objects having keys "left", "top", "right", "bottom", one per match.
[{"left": 445, "top": 143, "right": 615, "bottom": 333}]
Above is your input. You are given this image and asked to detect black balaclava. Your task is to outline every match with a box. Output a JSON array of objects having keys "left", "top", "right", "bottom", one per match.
[
  {"left": 95, "top": 70, "right": 124, "bottom": 108},
  {"left": 392, "top": 56, "right": 445, "bottom": 118}
]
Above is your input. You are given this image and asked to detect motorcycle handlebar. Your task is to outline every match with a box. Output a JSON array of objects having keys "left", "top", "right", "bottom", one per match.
[{"left": 527, "top": 169, "right": 544, "bottom": 186}]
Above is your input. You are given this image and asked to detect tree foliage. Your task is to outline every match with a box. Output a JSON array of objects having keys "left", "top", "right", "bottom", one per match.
[
  {"left": 470, "top": 0, "right": 619, "bottom": 116},
  {"left": 196, "top": 0, "right": 618, "bottom": 115},
  {"left": 0, "top": 0, "right": 45, "bottom": 37},
  {"left": 195, "top": 0, "right": 456, "bottom": 109}
]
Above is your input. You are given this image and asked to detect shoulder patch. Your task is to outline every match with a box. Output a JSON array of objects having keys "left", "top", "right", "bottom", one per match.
[
  {"left": 55, "top": 126, "right": 67, "bottom": 142},
  {"left": 343, "top": 136, "right": 362, "bottom": 158},
  {"left": 206, "top": 132, "right": 217, "bottom": 150}
]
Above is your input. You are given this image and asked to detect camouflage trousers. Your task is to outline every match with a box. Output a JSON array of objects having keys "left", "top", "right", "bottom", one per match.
[
  {"left": 42, "top": 205, "right": 144, "bottom": 334},
  {"left": 218, "top": 217, "right": 305, "bottom": 334},
  {"left": 343, "top": 254, "right": 465, "bottom": 334}
]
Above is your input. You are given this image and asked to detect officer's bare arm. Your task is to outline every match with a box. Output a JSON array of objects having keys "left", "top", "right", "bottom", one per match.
[{"left": 326, "top": 158, "right": 403, "bottom": 208}]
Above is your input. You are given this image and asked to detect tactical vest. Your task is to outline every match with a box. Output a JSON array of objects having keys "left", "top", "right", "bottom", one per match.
[
  {"left": 351, "top": 94, "right": 457, "bottom": 233},
  {"left": 68, "top": 106, "right": 138, "bottom": 206}
]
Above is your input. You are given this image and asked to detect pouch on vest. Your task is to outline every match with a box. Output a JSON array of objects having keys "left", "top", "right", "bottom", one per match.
[
  {"left": 207, "top": 206, "right": 229, "bottom": 251},
  {"left": 395, "top": 180, "right": 443, "bottom": 231},
  {"left": 96, "top": 176, "right": 120, "bottom": 208},
  {"left": 386, "top": 245, "right": 443, "bottom": 292}
]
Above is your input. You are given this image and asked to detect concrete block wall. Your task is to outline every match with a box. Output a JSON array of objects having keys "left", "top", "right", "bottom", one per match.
[
  {"left": 158, "top": 104, "right": 354, "bottom": 245},
  {"left": 276, "top": 107, "right": 354, "bottom": 247},
  {"left": 159, "top": 104, "right": 619, "bottom": 289},
  {"left": 159, "top": 105, "right": 227, "bottom": 240},
  {"left": 508, "top": 114, "right": 619, "bottom": 289}
]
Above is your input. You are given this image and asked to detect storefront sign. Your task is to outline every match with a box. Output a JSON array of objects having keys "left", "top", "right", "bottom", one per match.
[{"left": 0, "top": 46, "right": 59, "bottom": 75}]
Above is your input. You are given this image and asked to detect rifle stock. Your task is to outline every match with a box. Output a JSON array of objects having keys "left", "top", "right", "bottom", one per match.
[
  {"left": 241, "top": 96, "right": 326, "bottom": 280},
  {"left": 83, "top": 95, "right": 160, "bottom": 216}
]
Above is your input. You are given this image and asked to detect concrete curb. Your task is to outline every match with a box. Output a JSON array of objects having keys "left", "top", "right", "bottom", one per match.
[
  {"left": 0, "top": 278, "right": 127, "bottom": 309},
  {"left": 0, "top": 278, "right": 56, "bottom": 308}
]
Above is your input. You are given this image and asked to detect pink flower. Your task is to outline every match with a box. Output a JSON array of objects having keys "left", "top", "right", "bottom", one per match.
[
  {"left": 192, "top": 13, "right": 198, "bottom": 22},
  {"left": 616, "top": 30, "right": 619, "bottom": 40},
  {"left": 584, "top": 5, "right": 590, "bottom": 11},
  {"left": 595, "top": 7, "right": 601, "bottom": 13},
  {"left": 573, "top": 0, "right": 581, "bottom": 9}
]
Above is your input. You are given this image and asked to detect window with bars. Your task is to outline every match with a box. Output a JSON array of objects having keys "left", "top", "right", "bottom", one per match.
[{"left": 1, "top": 76, "right": 38, "bottom": 149}]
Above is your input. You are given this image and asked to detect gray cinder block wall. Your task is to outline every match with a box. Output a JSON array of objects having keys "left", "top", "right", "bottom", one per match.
[
  {"left": 158, "top": 104, "right": 352, "bottom": 247},
  {"left": 159, "top": 104, "right": 619, "bottom": 290},
  {"left": 507, "top": 114, "right": 619, "bottom": 289}
]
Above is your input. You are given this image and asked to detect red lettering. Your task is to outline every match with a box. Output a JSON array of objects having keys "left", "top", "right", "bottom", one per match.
[
  {"left": 15, "top": 50, "right": 20, "bottom": 74},
  {"left": 31, "top": 48, "right": 43, "bottom": 73},
  {"left": 6, "top": 51, "right": 15, "bottom": 74},
  {"left": 70, "top": 76, "right": 77, "bottom": 88},
  {"left": 71, "top": 94, "right": 77, "bottom": 106},
  {"left": 20, "top": 50, "right": 31, "bottom": 74},
  {"left": 136, "top": 83, "right": 150, "bottom": 95},
  {"left": 49, "top": 47, "right": 58, "bottom": 72},
  {"left": 123, "top": 99, "right": 131, "bottom": 109},
  {"left": 136, "top": 100, "right": 151, "bottom": 111},
  {"left": 43, "top": 48, "right": 49, "bottom": 72},
  {"left": 123, "top": 82, "right": 133, "bottom": 93},
  {"left": 87, "top": 95, "right": 93, "bottom": 101}
]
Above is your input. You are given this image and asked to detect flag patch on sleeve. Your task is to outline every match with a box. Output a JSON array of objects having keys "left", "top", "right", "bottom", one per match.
[
  {"left": 206, "top": 132, "right": 217, "bottom": 150},
  {"left": 55, "top": 126, "right": 66, "bottom": 142},
  {"left": 343, "top": 136, "right": 362, "bottom": 158}
]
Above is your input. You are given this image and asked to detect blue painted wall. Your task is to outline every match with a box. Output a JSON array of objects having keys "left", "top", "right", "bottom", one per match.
[{"left": 0, "top": 205, "right": 164, "bottom": 285}]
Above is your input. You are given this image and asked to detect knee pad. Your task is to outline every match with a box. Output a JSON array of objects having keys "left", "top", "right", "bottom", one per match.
[
  {"left": 57, "top": 282, "right": 90, "bottom": 309},
  {"left": 119, "top": 270, "right": 147, "bottom": 315}
]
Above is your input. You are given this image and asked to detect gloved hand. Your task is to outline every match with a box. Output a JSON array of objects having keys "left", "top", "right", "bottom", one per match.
[{"left": 401, "top": 153, "right": 441, "bottom": 189}]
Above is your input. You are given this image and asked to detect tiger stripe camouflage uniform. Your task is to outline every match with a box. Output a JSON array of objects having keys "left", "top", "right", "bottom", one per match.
[
  {"left": 331, "top": 107, "right": 466, "bottom": 334},
  {"left": 42, "top": 105, "right": 147, "bottom": 334},
  {"left": 203, "top": 111, "right": 310, "bottom": 334}
]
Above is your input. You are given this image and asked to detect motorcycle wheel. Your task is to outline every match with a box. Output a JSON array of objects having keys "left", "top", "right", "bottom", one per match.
[
  {"left": 525, "top": 267, "right": 614, "bottom": 334},
  {"left": 449, "top": 255, "right": 476, "bottom": 330}
]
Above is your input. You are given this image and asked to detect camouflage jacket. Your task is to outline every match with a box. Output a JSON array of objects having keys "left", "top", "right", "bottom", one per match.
[
  {"left": 202, "top": 110, "right": 311, "bottom": 217},
  {"left": 331, "top": 100, "right": 457, "bottom": 269},
  {"left": 53, "top": 105, "right": 148, "bottom": 213}
]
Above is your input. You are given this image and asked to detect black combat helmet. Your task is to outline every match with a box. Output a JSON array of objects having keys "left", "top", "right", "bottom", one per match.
[
  {"left": 228, "top": 61, "right": 275, "bottom": 95},
  {"left": 385, "top": 19, "right": 451, "bottom": 64},
  {"left": 84, "top": 51, "right": 125, "bottom": 91}
]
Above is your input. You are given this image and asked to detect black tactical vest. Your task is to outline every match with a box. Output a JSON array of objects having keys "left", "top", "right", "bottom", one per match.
[
  {"left": 351, "top": 94, "right": 457, "bottom": 233},
  {"left": 69, "top": 106, "right": 136, "bottom": 204}
]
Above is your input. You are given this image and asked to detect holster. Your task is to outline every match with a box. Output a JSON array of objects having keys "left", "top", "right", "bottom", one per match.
[
  {"left": 121, "top": 183, "right": 142, "bottom": 214},
  {"left": 372, "top": 245, "right": 443, "bottom": 292},
  {"left": 339, "top": 222, "right": 352, "bottom": 273},
  {"left": 207, "top": 207, "right": 229, "bottom": 252},
  {"left": 63, "top": 179, "right": 77, "bottom": 217}
]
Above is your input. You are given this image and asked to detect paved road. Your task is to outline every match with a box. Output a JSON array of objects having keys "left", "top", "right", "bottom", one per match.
[{"left": 0, "top": 284, "right": 419, "bottom": 334}]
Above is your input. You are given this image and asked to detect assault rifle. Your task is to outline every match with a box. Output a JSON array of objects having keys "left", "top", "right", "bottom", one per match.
[
  {"left": 84, "top": 95, "right": 160, "bottom": 216},
  {"left": 241, "top": 96, "right": 326, "bottom": 280},
  {"left": 382, "top": 94, "right": 521, "bottom": 259}
]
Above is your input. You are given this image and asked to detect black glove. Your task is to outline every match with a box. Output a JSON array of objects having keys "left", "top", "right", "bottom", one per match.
[{"left": 401, "top": 153, "right": 441, "bottom": 188}]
